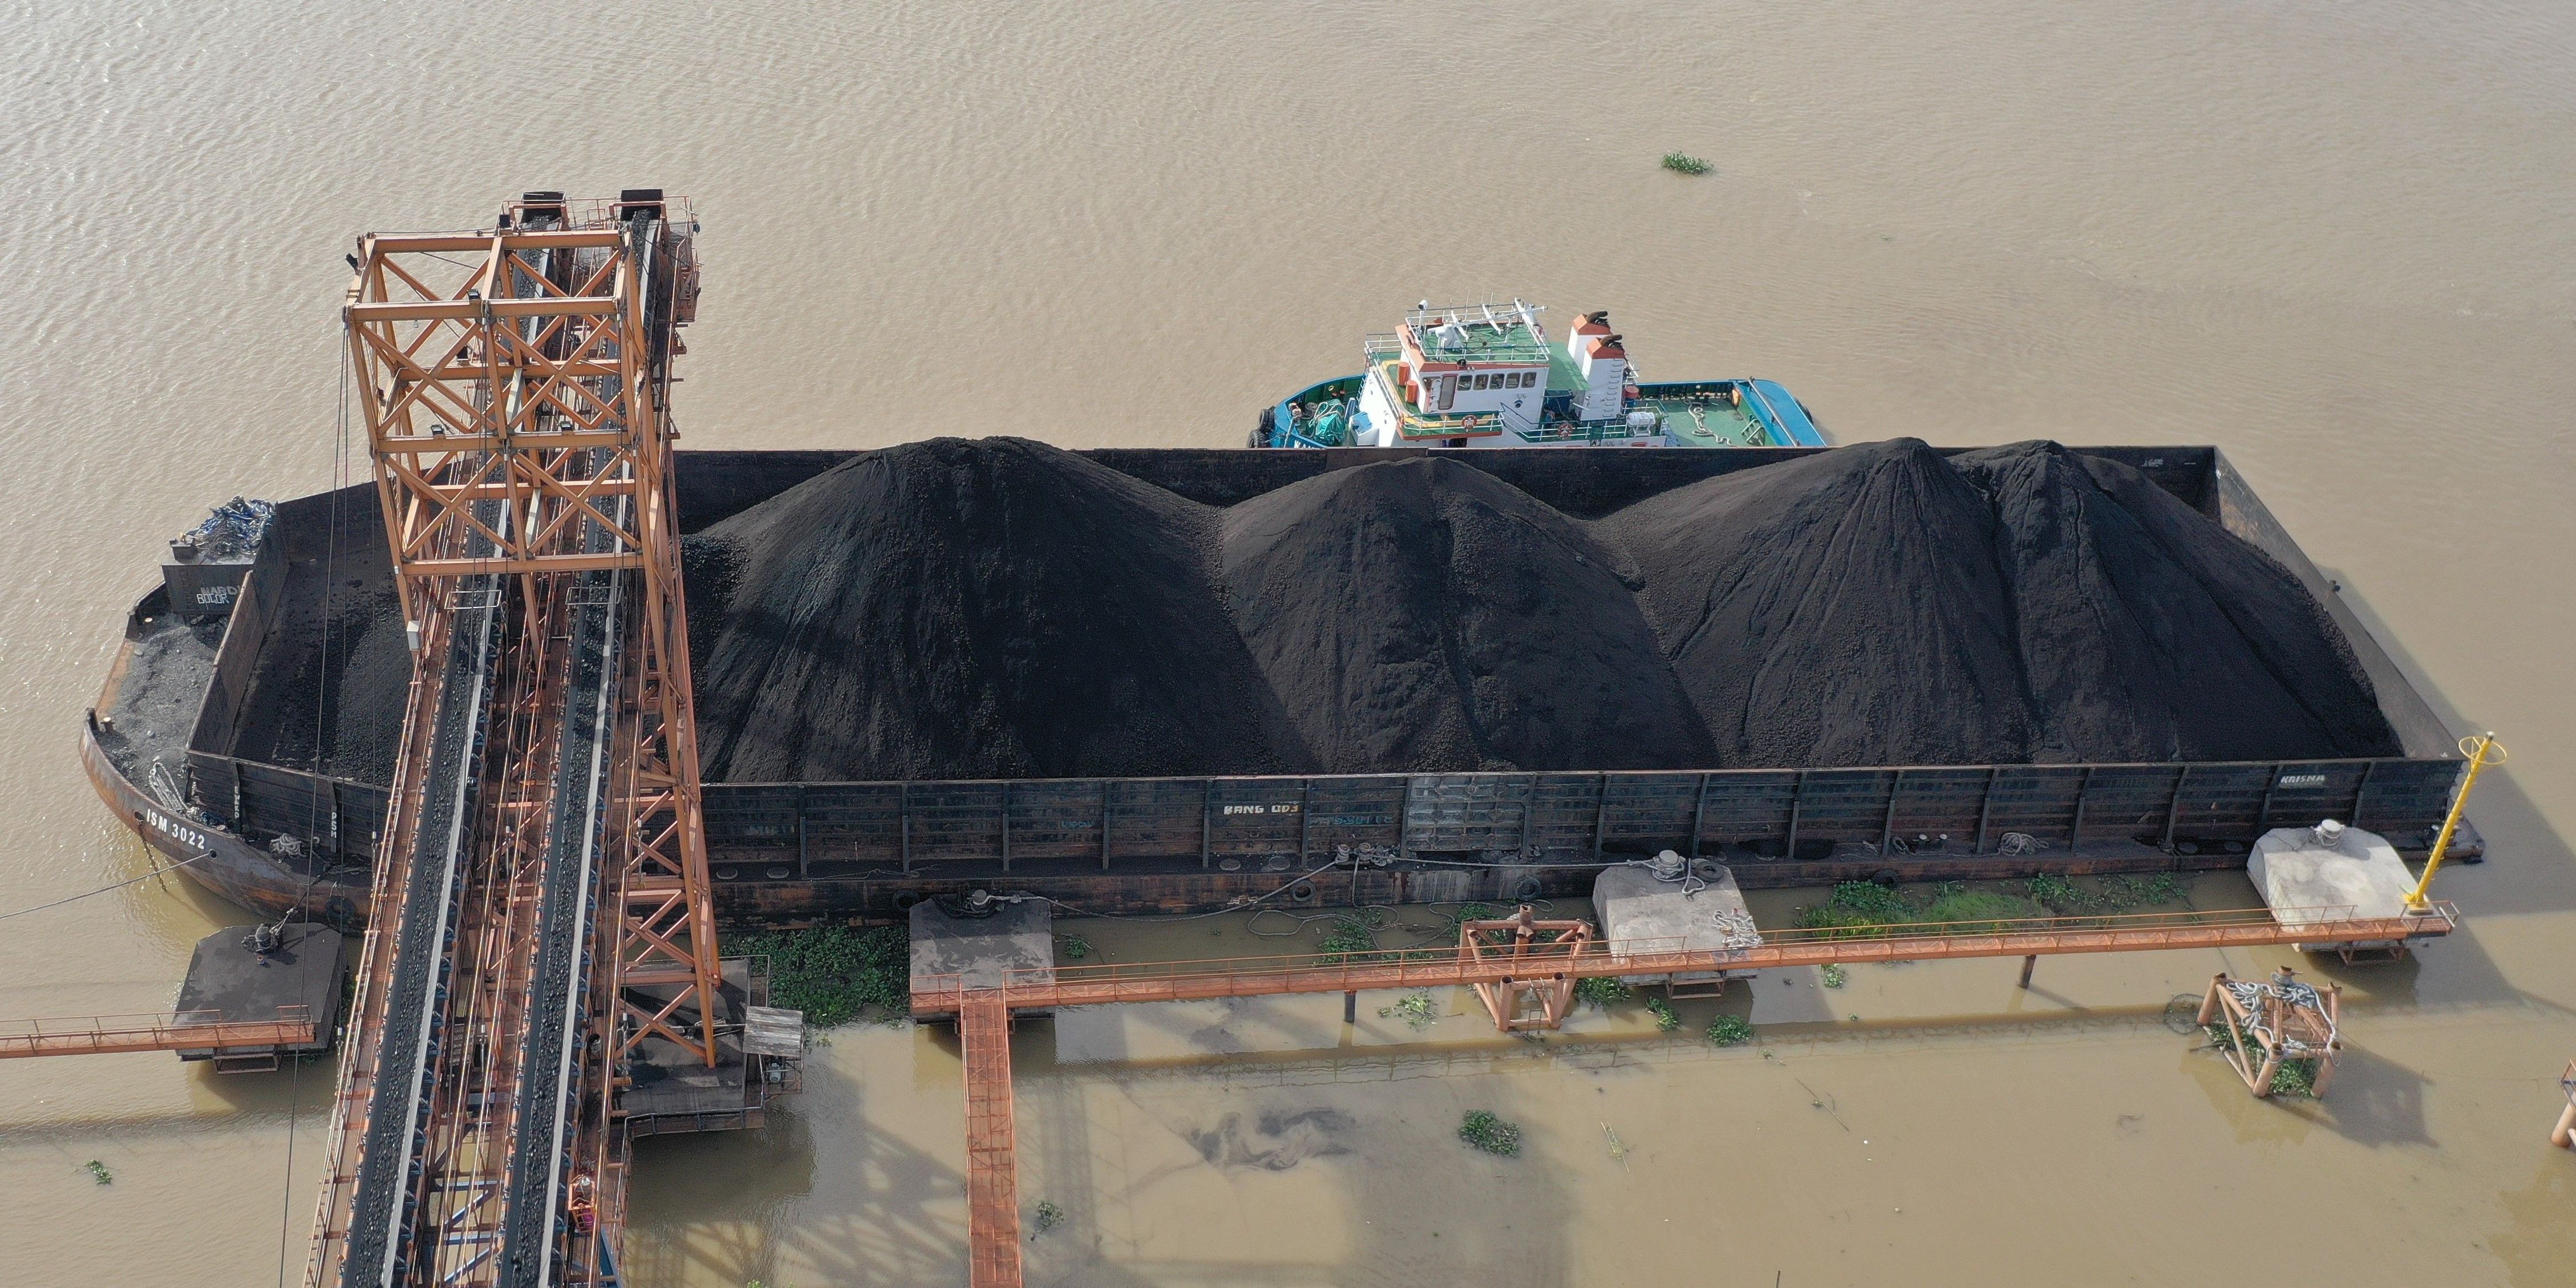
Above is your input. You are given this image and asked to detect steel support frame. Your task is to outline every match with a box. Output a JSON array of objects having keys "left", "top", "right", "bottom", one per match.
[
  {"left": 342, "top": 207, "right": 722, "bottom": 1072},
  {"left": 1459, "top": 906, "right": 1595, "bottom": 1031}
]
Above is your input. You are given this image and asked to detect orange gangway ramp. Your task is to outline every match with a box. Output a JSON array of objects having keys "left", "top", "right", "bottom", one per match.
[
  {"left": 961, "top": 991, "right": 1023, "bottom": 1288},
  {"left": 0, "top": 1006, "right": 315, "bottom": 1059}
]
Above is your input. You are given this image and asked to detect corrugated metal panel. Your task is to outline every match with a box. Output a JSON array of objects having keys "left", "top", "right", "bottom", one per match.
[
  {"left": 198, "top": 753, "right": 2470, "bottom": 880},
  {"left": 1403, "top": 775, "right": 1532, "bottom": 852}
]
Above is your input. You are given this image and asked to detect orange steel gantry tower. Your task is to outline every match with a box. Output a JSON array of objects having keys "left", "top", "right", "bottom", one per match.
[
  {"left": 345, "top": 197, "right": 720, "bottom": 1063},
  {"left": 305, "top": 191, "right": 719, "bottom": 1288}
]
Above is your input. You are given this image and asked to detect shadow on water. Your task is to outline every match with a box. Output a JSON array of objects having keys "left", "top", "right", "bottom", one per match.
[
  {"left": 2489, "top": 1153, "right": 2576, "bottom": 1287},
  {"left": 1007, "top": 1018, "right": 1581, "bottom": 1288},
  {"left": 2307, "top": 1044, "right": 2435, "bottom": 1148},
  {"left": 2178, "top": 1026, "right": 2432, "bottom": 1148},
  {"left": 622, "top": 1046, "right": 971, "bottom": 1288}
]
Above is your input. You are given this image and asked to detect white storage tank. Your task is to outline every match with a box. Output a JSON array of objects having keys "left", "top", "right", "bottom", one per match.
[{"left": 2247, "top": 819, "right": 2418, "bottom": 957}]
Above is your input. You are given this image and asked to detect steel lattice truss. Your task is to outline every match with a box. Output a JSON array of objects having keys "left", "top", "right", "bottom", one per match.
[{"left": 309, "top": 194, "right": 720, "bottom": 1288}]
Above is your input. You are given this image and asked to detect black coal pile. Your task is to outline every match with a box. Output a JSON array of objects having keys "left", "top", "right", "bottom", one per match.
[
  {"left": 1596, "top": 438, "right": 2399, "bottom": 767},
  {"left": 228, "top": 488, "right": 413, "bottom": 785},
  {"left": 1596, "top": 439, "right": 2038, "bottom": 767},
  {"left": 1221, "top": 457, "right": 1714, "bottom": 772},
  {"left": 687, "top": 438, "right": 1299, "bottom": 782},
  {"left": 1952, "top": 441, "right": 2398, "bottom": 762},
  {"left": 225, "top": 436, "right": 2400, "bottom": 788}
]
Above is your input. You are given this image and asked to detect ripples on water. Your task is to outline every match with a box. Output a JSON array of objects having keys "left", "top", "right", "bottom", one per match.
[{"left": 3, "top": 0, "right": 2574, "bottom": 1282}]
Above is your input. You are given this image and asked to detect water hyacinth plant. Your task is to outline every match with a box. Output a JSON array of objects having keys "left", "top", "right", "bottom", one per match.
[
  {"left": 1706, "top": 1014, "right": 1753, "bottom": 1046},
  {"left": 1459, "top": 1109, "right": 1523, "bottom": 1156}
]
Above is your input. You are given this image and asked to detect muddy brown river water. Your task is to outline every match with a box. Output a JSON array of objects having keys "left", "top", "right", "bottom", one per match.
[{"left": 5, "top": 0, "right": 2575, "bottom": 1283}]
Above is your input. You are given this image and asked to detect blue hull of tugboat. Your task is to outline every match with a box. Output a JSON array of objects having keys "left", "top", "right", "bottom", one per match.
[{"left": 1256, "top": 376, "right": 1825, "bottom": 449}]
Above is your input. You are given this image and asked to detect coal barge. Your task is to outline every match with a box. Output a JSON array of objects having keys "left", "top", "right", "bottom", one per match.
[{"left": 84, "top": 444, "right": 2480, "bottom": 929}]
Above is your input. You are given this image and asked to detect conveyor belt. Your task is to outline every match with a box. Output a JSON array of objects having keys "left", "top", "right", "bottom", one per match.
[
  {"left": 501, "top": 566, "right": 624, "bottom": 1287},
  {"left": 340, "top": 577, "right": 502, "bottom": 1288}
]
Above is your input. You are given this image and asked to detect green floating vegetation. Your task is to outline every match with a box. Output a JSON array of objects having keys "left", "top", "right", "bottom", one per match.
[
  {"left": 1797, "top": 873, "right": 2194, "bottom": 939},
  {"left": 1459, "top": 1110, "right": 1523, "bottom": 1156},
  {"left": 2026, "top": 873, "right": 2087, "bottom": 912},
  {"left": 1378, "top": 989, "right": 1439, "bottom": 1030},
  {"left": 1031, "top": 1199, "right": 1065, "bottom": 1236},
  {"left": 1574, "top": 975, "right": 1634, "bottom": 1009},
  {"left": 1662, "top": 152, "right": 1712, "bottom": 175},
  {"left": 83, "top": 1159, "right": 112, "bottom": 1185},
  {"left": 1706, "top": 1014, "right": 1753, "bottom": 1047},
  {"left": 1315, "top": 917, "right": 1377, "bottom": 963},
  {"left": 2270, "top": 1058, "right": 2322, "bottom": 1098},
  {"left": 1820, "top": 963, "right": 1848, "bottom": 989},
  {"left": 725, "top": 924, "right": 910, "bottom": 1029},
  {"left": 1058, "top": 933, "right": 1093, "bottom": 961},
  {"left": 1644, "top": 995, "right": 1682, "bottom": 1032},
  {"left": 1795, "top": 881, "right": 1918, "bottom": 935},
  {"left": 2205, "top": 1024, "right": 2321, "bottom": 1098},
  {"left": 1445, "top": 902, "right": 1501, "bottom": 936}
]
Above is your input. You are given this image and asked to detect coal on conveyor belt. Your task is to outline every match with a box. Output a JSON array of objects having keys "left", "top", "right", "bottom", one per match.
[
  {"left": 686, "top": 438, "right": 1300, "bottom": 783},
  {"left": 1221, "top": 457, "right": 1714, "bottom": 772}
]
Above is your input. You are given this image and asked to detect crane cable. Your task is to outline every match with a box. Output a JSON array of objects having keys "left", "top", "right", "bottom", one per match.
[
  {"left": 0, "top": 852, "right": 207, "bottom": 921},
  {"left": 277, "top": 309, "right": 355, "bottom": 1288}
]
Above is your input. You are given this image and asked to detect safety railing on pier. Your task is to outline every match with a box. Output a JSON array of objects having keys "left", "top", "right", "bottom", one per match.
[
  {"left": 912, "top": 903, "right": 2459, "bottom": 1014},
  {"left": 0, "top": 1006, "right": 316, "bottom": 1058}
]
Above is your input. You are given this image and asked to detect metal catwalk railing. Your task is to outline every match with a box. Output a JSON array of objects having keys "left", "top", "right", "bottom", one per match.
[
  {"left": 0, "top": 1006, "right": 315, "bottom": 1059},
  {"left": 914, "top": 904, "right": 2460, "bottom": 1014}
]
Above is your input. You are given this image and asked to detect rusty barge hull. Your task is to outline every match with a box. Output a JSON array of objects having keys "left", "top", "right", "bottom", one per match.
[{"left": 84, "top": 445, "right": 2479, "bottom": 926}]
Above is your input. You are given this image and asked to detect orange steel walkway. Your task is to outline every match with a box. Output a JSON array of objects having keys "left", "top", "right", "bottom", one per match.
[
  {"left": 926, "top": 903, "right": 2458, "bottom": 1288},
  {"left": 959, "top": 993, "right": 1023, "bottom": 1288},
  {"left": 914, "top": 904, "right": 2461, "bottom": 1015},
  {"left": 0, "top": 1007, "right": 316, "bottom": 1059}
]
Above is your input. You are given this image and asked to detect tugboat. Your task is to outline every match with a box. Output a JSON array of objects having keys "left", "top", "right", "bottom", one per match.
[{"left": 1254, "top": 300, "right": 1825, "bottom": 449}]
